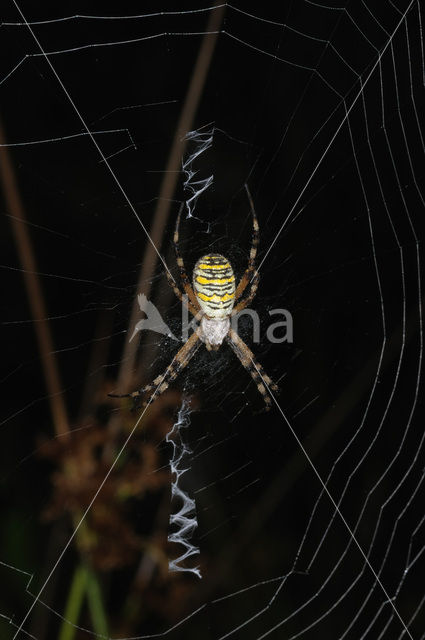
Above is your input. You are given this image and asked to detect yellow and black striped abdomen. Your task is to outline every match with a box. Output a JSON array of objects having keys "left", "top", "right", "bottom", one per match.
[{"left": 193, "top": 254, "right": 235, "bottom": 318}]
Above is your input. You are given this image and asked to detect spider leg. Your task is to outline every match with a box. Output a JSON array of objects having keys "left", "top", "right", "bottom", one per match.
[
  {"left": 226, "top": 328, "right": 278, "bottom": 410},
  {"left": 173, "top": 203, "right": 201, "bottom": 312},
  {"left": 109, "top": 331, "right": 201, "bottom": 410},
  {"left": 234, "top": 184, "right": 260, "bottom": 301},
  {"left": 232, "top": 270, "right": 259, "bottom": 315},
  {"left": 164, "top": 266, "right": 199, "bottom": 317}
]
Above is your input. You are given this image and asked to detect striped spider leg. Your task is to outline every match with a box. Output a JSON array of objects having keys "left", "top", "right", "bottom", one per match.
[
  {"left": 164, "top": 267, "right": 199, "bottom": 317},
  {"left": 226, "top": 328, "right": 279, "bottom": 410},
  {"left": 164, "top": 203, "right": 200, "bottom": 317},
  {"left": 171, "top": 203, "right": 200, "bottom": 314},
  {"left": 227, "top": 187, "right": 277, "bottom": 409},
  {"left": 232, "top": 269, "right": 260, "bottom": 315},
  {"left": 109, "top": 331, "right": 202, "bottom": 410},
  {"left": 109, "top": 204, "right": 203, "bottom": 410}
]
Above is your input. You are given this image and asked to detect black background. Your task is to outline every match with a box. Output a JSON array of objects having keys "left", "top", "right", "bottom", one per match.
[{"left": 0, "top": 2, "right": 424, "bottom": 639}]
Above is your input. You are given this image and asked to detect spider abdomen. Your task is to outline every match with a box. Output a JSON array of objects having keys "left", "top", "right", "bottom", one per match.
[{"left": 193, "top": 254, "right": 235, "bottom": 318}]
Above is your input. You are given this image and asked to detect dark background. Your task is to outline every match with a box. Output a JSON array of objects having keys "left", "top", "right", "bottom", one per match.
[{"left": 0, "top": 1, "right": 424, "bottom": 639}]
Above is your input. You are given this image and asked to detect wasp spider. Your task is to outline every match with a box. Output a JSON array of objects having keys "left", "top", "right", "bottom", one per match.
[{"left": 110, "top": 185, "right": 278, "bottom": 410}]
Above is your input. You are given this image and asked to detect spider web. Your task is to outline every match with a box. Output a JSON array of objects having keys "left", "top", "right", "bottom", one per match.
[{"left": 0, "top": 1, "right": 424, "bottom": 639}]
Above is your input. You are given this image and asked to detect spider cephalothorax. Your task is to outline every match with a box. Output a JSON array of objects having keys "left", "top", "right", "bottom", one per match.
[{"left": 110, "top": 185, "right": 278, "bottom": 410}]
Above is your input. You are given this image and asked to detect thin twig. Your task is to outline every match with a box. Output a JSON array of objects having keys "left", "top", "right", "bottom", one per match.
[
  {"left": 118, "top": 1, "right": 226, "bottom": 392},
  {"left": 0, "top": 119, "right": 69, "bottom": 437}
]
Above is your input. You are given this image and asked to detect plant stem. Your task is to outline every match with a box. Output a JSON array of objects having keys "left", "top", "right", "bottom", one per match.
[
  {"left": 58, "top": 564, "right": 88, "bottom": 640},
  {"left": 86, "top": 567, "right": 109, "bottom": 638},
  {"left": 0, "top": 120, "right": 69, "bottom": 438},
  {"left": 58, "top": 563, "right": 109, "bottom": 640}
]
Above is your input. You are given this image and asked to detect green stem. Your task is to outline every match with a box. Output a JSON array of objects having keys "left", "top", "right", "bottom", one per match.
[
  {"left": 58, "top": 564, "right": 88, "bottom": 640},
  {"left": 58, "top": 563, "right": 109, "bottom": 640},
  {"left": 86, "top": 567, "right": 109, "bottom": 638}
]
